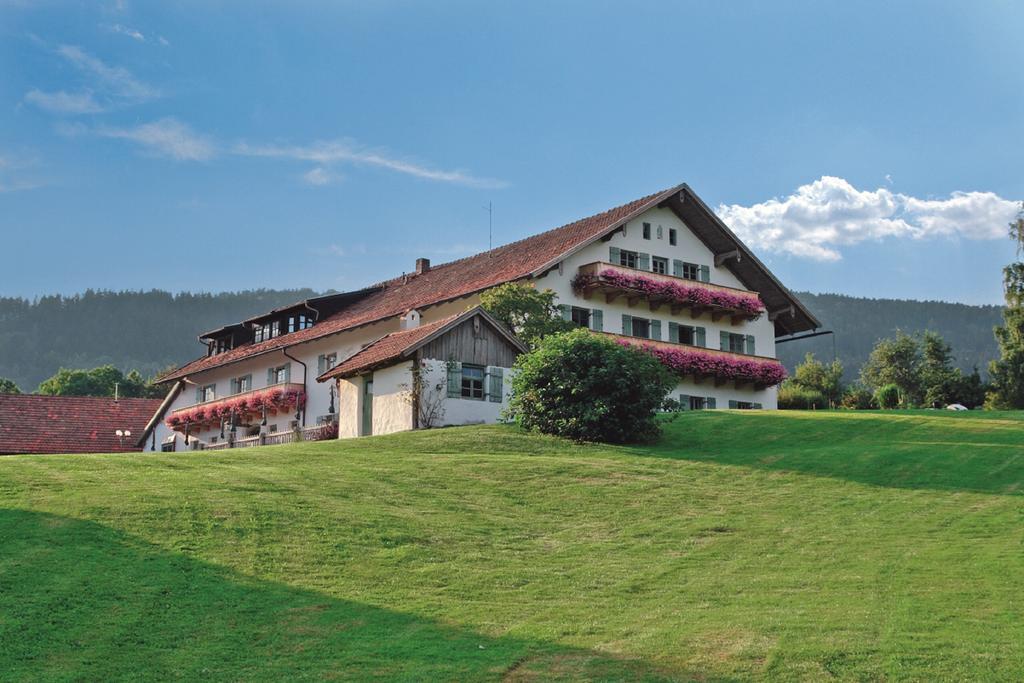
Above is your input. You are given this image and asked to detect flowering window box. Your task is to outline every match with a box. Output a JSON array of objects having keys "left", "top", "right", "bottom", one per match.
[
  {"left": 609, "top": 333, "right": 786, "bottom": 389},
  {"left": 573, "top": 262, "right": 765, "bottom": 322},
  {"left": 166, "top": 382, "right": 306, "bottom": 431}
]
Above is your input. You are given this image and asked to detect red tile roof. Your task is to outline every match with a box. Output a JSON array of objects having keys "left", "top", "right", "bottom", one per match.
[
  {"left": 320, "top": 313, "right": 461, "bottom": 380},
  {"left": 0, "top": 395, "right": 164, "bottom": 455},
  {"left": 159, "top": 186, "right": 676, "bottom": 382}
]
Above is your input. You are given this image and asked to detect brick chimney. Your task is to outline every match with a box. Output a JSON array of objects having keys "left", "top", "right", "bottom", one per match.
[{"left": 415, "top": 257, "right": 430, "bottom": 274}]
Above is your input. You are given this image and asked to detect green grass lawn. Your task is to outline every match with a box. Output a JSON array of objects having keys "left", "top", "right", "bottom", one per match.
[{"left": 1, "top": 411, "right": 1022, "bottom": 681}]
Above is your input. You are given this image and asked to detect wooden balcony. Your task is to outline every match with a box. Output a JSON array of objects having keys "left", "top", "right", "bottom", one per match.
[
  {"left": 168, "top": 382, "right": 305, "bottom": 423},
  {"left": 575, "top": 261, "right": 763, "bottom": 323},
  {"left": 606, "top": 332, "right": 784, "bottom": 390}
]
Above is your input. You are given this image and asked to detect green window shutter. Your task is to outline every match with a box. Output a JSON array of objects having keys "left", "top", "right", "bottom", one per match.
[
  {"left": 638, "top": 252, "right": 651, "bottom": 271},
  {"left": 745, "top": 335, "right": 756, "bottom": 356},
  {"left": 672, "top": 259, "right": 683, "bottom": 277},
  {"left": 488, "top": 367, "right": 503, "bottom": 403},
  {"left": 267, "top": 368, "right": 275, "bottom": 386},
  {"left": 679, "top": 394, "right": 690, "bottom": 410},
  {"left": 650, "top": 320, "right": 662, "bottom": 341},
  {"left": 707, "top": 397, "right": 717, "bottom": 409},
  {"left": 317, "top": 354, "right": 326, "bottom": 375},
  {"left": 668, "top": 321, "right": 679, "bottom": 343},
  {"left": 622, "top": 314, "right": 633, "bottom": 336},
  {"left": 284, "top": 363, "right": 291, "bottom": 383},
  {"left": 656, "top": 225, "right": 663, "bottom": 240},
  {"left": 699, "top": 265, "right": 710, "bottom": 282},
  {"left": 242, "top": 374, "right": 251, "bottom": 391},
  {"left": 752, "top": 402, "right": 763, "bottom": 410},
  {"left": 558, "top": 304, "right": 572, "bottom": 321},
  {"left": 609, "top": 246, "right": 620, "bottom": 264},
  {"left": 720, "top": 331, "right": 730, "bottom": 351},
  {"left": 728, "top": 400, "right": 738, "bottom": 409},
  {"left": 591, "top": 308, "right": 603, "bottom": 331},
  {"left": 195, "top": 387, "right": 203, "bottom": 404},
  {"left": 695, "top": 327, "right": 706, "bottom": 347},
  {"left": 447, "top": 362, "right": 462, "bottom": 398}
]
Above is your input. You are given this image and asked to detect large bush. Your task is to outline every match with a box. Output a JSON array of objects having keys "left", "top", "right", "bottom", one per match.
[
  {"left": 777, "top": 382, "right": 827, "bottom": 410},
  {"left": 874, "top": 383, "right": 901, "bottom": 409},
  {"left": 840, "top": 385, "right": 876, "bottom": 410},
  {"left": 508, "top": 329, "right": 676, "bottom": 443}
]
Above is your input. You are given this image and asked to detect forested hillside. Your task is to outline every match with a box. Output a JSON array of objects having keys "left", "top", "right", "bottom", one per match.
[
  {"left": 0, "top": 288, "right": 1005, "bottom": 393},
  {"left": 0, "top": 290, "right": 317, "bottom": 392},
  {"left": 778, "top": 292, "right": 1004, "bottom": 382}
]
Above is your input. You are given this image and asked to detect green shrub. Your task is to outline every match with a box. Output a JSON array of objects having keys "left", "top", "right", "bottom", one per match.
[
  {"left": 777, "top": 382, "right": 827, "bottom": 410},
  {"left": 841, "top": 385, "right": 876, "bottom": 410},
  {"left": 874, "top": 383, "right": 901, "bottom": 409},
  {"left": 508, "top": 329, "right": 676, "bottom": 443}
]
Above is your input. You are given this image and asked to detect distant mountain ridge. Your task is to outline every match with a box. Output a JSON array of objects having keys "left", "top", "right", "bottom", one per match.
[
  {"left": 778, "top": 292, "right": 1004, "bottom": 382},
  {"left": 0, "top": 288, "right": 1005, "bottom": 392}
]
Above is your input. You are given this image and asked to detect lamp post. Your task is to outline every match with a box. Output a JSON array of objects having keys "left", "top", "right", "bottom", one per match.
[{"left": 115, "top": 429, "right": 132, "bottom": 448}]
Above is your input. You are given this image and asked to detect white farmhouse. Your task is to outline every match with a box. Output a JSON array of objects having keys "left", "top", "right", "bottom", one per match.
[{"left": 139, "top": 183, "right": 819, "bottom": 450}]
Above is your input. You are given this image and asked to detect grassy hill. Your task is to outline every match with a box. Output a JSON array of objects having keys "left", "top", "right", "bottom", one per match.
[{"left": 1, "top": 411, "right": 1022, "bottom": 681}]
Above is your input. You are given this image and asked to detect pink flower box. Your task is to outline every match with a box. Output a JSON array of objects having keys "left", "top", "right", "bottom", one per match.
[
  {"left": 574, "top": 270, "right": 764, "bottom": 318},
  {"left": 620, "top": 339, "right": 787, "bottom": 387}
]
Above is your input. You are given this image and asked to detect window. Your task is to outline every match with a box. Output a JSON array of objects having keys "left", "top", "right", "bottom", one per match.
[
  {"left": 652, "top": 256, "right": 668, "bottom": 275},
  {"left": 730, "top": 401, "right": 755, "bottom": 410},
  {"left": 269, "top": 364, "right": 290, "bottom": 385},
  {"left": 325, "top": 352, "right": 337, "bottom": 370},
  {"left": 570, "top": 306, "right": 591, "bottom": 328},
  {"left": 211, "top": 338, "right": 231, "bottom": 355},
  {"left": 269, "top": 424, "right": 278, "bottom": 434},
  {"left": 679, "top": 325, "right": 694, "bottom": 345},
  {"left": 689, "top": 396, "right": 707, "bottom": 410},
  {"left": 618, "top": 249, "right": 639, "bottom": 269},
  {"left": 725, "top": 333, "right": 747, "bottom": 354},
  {"left": 681, "top": 262, "right": 700, "bottom": 280},
  {"left": 209, "top": 436, "right": 218, "bottom": 445},
  {"left": 270, "top": 320, "right": 281, "bottom": 338},
  {"left": 200, "top": 384, "right": 216, "bottom": 402},
  {"left": 642, "top": 222, "right": 651, "bottom": 239},
  {"left": 461, "top": 365, "right": 485, "bottom": 400},
  {"left": 160, "top": 441, "right": 175, "bottom": 453},
  {"left": 230, "top": 374, "right": 252, "bottom": 395},
  {"left": 656, "top": 225, "right": 663, "bottom": 240},
  {"left": 631, "top": 318, "right": 650, "bottom": 339},
  {"left": 288, "top": 314, "right": 314, "bottom": 333},
  {"left": 669, "top": 228, "right": 677, "bottom": 246}
]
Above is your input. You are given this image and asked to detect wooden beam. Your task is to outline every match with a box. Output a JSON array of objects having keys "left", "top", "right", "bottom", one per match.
[
  {"left": 648, "top": 300, "right": 661, "bottom": 312},
  {"left": 670, "top": 304, "right": 683, "bottom": 316},
  {"left": 715, "top": 377, "right": 728, "bottom": 387},
  {"left": 605, "top": 293, "right": 618, "bottom": 304},
  {"left": 730, "top": 314, "right": 745, "bottom": 326},
  {"left": 768, "top": 304, "right": 795, "bottom": 321},
  {"left": 714, "top": 249, "right": 741, "bottom": 267},
  {"left": 582, "top": 289, "right": 592, "bottom": 301},
  {"left": 690, "top": 307, "right": 704, "bottom": 319},
  {"left": 711, "top": 311, "right": 725, "bottom": 322},
  {"left": 692, "top": 375, "right": 704, "bottom": 385},
  {"left": 627, "top": 296, "right": 640, "bottom": 308}
]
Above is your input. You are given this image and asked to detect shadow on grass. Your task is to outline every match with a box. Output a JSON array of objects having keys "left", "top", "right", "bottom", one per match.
[
  {"left": 635, "top": 410, "right": 1024, "bottom": 497},
  {"left": 0, "top": 508, "right": 693, "bottom": 682}
]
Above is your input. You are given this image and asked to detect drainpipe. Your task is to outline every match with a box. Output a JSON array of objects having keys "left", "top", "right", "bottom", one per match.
[{"left": 282, "top": 347, "right": 308, "bottom": 426}]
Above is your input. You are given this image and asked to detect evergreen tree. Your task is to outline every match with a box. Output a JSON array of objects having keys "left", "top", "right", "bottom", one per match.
[
  {"left": 0, "top": 378, "right": 21, "bottom": 394},
  {"left": 987, "top": 203, "right": 1024, "bottom": 408}
]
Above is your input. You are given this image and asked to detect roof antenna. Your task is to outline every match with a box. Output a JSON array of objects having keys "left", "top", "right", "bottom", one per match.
[{"left": 483, "top": 201, "right": 493, "bottom": 251}]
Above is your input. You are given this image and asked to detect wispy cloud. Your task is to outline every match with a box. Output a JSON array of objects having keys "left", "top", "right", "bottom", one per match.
[
  {"left": 235, "top": 139, "right": 509, "bottom": 188},
  {"left": 56, "top": 44, "right": 158, "bottom": 102},
  {"left": 25, "top": 44, "right": 159, "bottom": 115},
  {"left": 303, "top": 167, "right": 343, "bottom": 186},
  {"left": 106, "top": 23, "right": 144, "bottom": 41},
  {"left": 0, "top": 152, "right": 44, "bottom": 193},
  {"left": 23, "top": 89, "right": 104, "bottom": 114},
  {"left": 94, "top": 118, "right": 216, "bottom": 161},
  {"left": 717, "top": 176, "right": 1021, "bottom": 261}
]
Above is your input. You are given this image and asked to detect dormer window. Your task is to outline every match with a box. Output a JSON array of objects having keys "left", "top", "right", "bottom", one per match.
[{"left": 288, "top": 314, "right": 313, "bottom": 333}]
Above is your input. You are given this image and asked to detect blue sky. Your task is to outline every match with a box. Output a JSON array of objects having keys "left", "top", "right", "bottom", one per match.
[{"left": 2, "top": 1, "right": 1022, "bottom": 304}]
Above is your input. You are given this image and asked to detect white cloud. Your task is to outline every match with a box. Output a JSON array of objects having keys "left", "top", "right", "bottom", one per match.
[
  {"left": 106, "top": 23, "right": 145, "bottom": 41},
  {"left": 717, "top": 176, "right": 1020, "bottom": 262},
  {"left": 0, "top": 152, "right": 44, "bottom": 192},
  {"left": 235, "top": 139, "right": 508, "bottom": 188},
  {"left": 56, "top": 44, "right": 158, "bottom": 103},
  {"left": 302, "top": 167, "right": 343, "bottom": 186},
  {"left": 24, "top": 89, "right": 103, "bottom": 114},
  {"left": 95, "top": 118, "right": 215, "bottom": 161}
]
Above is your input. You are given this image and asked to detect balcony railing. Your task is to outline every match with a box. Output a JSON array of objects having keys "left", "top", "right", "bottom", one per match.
[
  {"left": 573, "top": 262, "right": 764, "bottom": 323},
  {"left": 167, "top": 382, "right": 305, "bottom": 430},
  {"left": 607, "top": 332, "right": 786, "bottom": 389}
]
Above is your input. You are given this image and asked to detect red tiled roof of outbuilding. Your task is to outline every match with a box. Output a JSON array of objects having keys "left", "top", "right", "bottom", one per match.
[{"left": 0, "top": 394, "right": 164, "bottom": 455}]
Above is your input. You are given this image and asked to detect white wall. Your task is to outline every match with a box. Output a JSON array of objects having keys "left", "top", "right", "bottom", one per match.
[
  {"left": 421, "top": 358, "right": 514, "bottom": 428},
  {"left": 370, "top": 363, "right": 414, "bottom": 435},
  {"left": 534, "top": 205, "right": 779, "bottom": 408}
]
